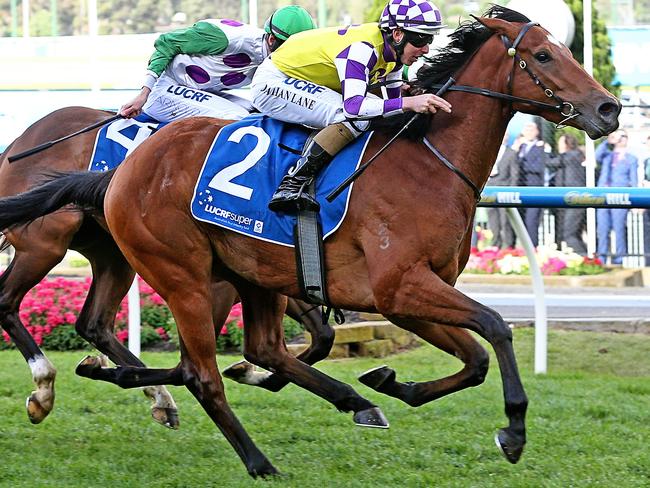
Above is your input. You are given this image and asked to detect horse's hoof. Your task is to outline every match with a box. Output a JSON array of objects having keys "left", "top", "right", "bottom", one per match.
[
  {"left": 223, "top": 360, "right": 254, "bottom": 383},
  {"left": 353, "top": 407, "right": 389, "bottom": 429},
  {"left": 26, "top": 394, "right": 50, "bottom": 424},
  {"left": 248, "top": 460, "right": 280, "bottom": 479},
  {"left": 151, "top": 406, "right": 180, "bottom": 430},
  {"left": 75, "top": 355, "right": 102, "bottom": 378},
  {"left": 223, "top": 360, "right": 272, "bottom": 386},
  {"left": 358, "top": 365, "right": 395, "bottom": 391},
  {"left": 495, "top": 428, "right": 525, "bottom": 464}
]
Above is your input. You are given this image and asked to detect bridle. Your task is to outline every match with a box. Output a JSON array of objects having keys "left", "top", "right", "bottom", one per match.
[
  {"left": 424, "top": 20, "right": 581, "bottom": 202},
  {"left": 500, "top": 21, "right": 579, "bottom": 128},
  {"left": 430, "top": 21, "right": 580, "bottom": 129}
]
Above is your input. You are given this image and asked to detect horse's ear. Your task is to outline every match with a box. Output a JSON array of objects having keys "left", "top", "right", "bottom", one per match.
[{"left": 472, "top": 15, "right": 519, "bottom": 39}]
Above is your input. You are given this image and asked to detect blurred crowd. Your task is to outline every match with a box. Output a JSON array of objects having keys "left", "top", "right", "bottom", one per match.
[{"left": 485, "top": 121, "right": 650, "bottom": 266}]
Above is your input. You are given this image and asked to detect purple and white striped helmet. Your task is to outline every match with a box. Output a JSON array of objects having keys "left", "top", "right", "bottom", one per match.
[{"left": 379, "top": 0, "right": 446, "bottom": 34}]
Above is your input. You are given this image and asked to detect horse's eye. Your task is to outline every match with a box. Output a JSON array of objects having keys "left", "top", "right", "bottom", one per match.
[{"left": 534, "top": 51, "right": 551, "bottom": 63}]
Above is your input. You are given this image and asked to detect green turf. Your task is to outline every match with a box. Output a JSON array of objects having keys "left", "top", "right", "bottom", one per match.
[{"left": 0, "top": 328, "right": 649, "bottom": 487}]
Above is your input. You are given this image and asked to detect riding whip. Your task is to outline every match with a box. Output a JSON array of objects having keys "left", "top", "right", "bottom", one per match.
[
  {"left": 326, "top": 77, "right": 456, "bottom": 203},
  {"left": 8, "top": 113, "right": 123, "bottom": 163}
]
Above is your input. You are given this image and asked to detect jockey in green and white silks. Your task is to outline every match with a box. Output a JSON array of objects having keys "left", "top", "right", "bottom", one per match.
[
  {"left": 251, "top": 0, "right": 452, "bottom": 213},
  {"left": 120, "top": 6, "right": 316, "bottom": 122}
]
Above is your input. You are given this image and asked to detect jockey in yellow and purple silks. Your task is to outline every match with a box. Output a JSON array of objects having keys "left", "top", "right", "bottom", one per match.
[
  {"left": 119, "top": 6, "right": 315, "bottom": 122},
  {"left": 251, "top": 0, "right": 453, "bottom": 213}
]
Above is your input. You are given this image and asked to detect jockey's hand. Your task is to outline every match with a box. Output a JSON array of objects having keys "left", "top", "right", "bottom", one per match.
[
  {"left": 119, "top": 87, "right": 151, "bottom": 118},
  {"left": 403, "top": 94, "right": 452, "bottom": 114}
]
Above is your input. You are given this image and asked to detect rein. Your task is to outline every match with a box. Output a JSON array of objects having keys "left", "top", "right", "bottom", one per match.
[
  {"left": 424, "top": 20, "right": 580, "bottom": 203},
  {"left": 428, "top": 21, "right": 579, "bottom": 128}
]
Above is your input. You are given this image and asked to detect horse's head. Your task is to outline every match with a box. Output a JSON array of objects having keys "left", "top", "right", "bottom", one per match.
[{"left": 476, "top": 15, "right": 621, "bottom": 139}]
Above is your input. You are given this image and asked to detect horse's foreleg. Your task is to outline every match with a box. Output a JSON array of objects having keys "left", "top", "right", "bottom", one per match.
[
  {"left": 76, "top": 242, "right": 178, "bottom": 428},
  {"left": 372, "top": 268, "right": 527, "bottom": 463},
  {"left": 224, "top": 298, "right": 335, "bottom": 392},
  {"left": 237, "top": 283, "right": 387, "bottom": 428},
  {"left": 175, "top": 295, "right": 277, "bottom": 478},
  {"left": 0, "top": 250, "right": 63, "bottom": 423},
  {"left": 359, "top": 319, "right": 489, "bottom": 406}
]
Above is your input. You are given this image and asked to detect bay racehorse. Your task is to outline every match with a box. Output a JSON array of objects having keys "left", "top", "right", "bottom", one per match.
[
  {"left": 0, "top": 109, "right": 330, "bottom": 425},
  {"left": 0, "top": 121, "right": 495, "bottom": 423},
  {"left": 0, "top": 7, "right": 620, "bottom": 477}
]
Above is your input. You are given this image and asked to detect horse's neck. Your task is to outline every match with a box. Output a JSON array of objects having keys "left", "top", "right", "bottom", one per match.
[{"left": 427, "top": 53, "right": 513, "bottom": 199}]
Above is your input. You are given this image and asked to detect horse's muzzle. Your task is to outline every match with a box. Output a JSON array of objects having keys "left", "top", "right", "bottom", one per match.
[{"left": 579, "top": 96, "right": 622, "bottom": 140}]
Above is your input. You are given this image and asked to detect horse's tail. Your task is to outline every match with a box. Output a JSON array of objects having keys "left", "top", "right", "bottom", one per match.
[{"left": 0, "top": 169, "right": 114, "bottom": 231}]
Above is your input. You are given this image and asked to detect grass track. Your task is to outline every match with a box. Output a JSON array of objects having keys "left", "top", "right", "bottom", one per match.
[{"left": 0, "top": 328, "right": 649, "bottom": 487}]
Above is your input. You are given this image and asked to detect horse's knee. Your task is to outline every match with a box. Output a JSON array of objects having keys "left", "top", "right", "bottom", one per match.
[
  {"left": 476, "top": 308, "right": 512, "bottom": 344},
  {"left": 180, "top": 363, "right": 220, "bottom": 396},
  {"left": 0, "top": 295, "right": 17, "bottom": 322},
  {"left": 243, "top": 346, "right": 283, "bottom": 371},
  {"left": 309, "top": 327, "right": 335, "bottom": 359},
  {"left": 467, "top": 346, "right": 490, "bottom": 386},
  {"left": 75, "top": 319, "right": 110, "bottom": 349}
]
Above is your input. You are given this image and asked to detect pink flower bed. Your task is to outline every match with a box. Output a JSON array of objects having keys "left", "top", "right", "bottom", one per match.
[
  {"left": 465, "top": 246, "right": 605, "bottom": 276},
  {"left": 1, "top": 276, "right": 238, "bottom": 349}
]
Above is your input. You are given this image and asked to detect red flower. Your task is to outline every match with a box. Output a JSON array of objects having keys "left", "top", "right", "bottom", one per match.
[
  {"left": 116, "top": 329, "right": 129, "bottom": 344},
  {"left": 155, "top": 327, "right": 169, "bottom": 341}
]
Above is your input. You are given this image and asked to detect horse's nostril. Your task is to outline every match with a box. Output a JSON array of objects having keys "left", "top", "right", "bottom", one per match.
[{"left": 598, "top": 101, "right": 620, "bottom": 119}]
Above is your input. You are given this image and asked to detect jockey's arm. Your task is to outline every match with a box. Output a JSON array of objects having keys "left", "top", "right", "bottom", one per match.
[
  {"left": 143, "top": 21, "right": 229, "bottom": 90},
  {"left": 384, "top": 68, "right": 403, "bottom": 100},
  {"left": 334, "top": 42, "right": 403, "bottom": 120},
  {"left": 333, "top": 41, "right": 450, "bottom": 120},
  {"left": 120, "top": 21, "right": 230, "bottom": 118}
]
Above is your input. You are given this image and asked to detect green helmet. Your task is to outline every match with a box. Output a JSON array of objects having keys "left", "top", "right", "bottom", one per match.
[{"left": 264, "top": 5, "right": 316, "bottom": 42}]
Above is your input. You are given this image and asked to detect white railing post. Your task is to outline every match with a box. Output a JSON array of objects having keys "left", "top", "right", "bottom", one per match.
[
  {"left": 506, "top": 207, "right": 547, "bottom": 374},
  {"left": 127, "top": 276, "right": 141, "bottom": 357}
]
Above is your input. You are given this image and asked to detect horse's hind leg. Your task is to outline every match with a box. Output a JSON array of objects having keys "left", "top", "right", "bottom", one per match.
[
  {"left": 359, "top": 319, "right": 489, "bottom": 406},
  {"left": 73, "top": 237, "right": 178, "bottom": 428},
  {"left": 0, "top": 246, "right": 64, "bottom": 423},
  {"left": 237, "top": 283, "right": 386, "bottom": 428},
  {"left": 223, "top": 298, "right": 335, "bottom": 392}
]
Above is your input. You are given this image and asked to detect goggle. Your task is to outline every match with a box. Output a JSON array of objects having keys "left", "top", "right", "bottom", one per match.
[{"left": 404, "top": 31, "right": 434, "bottom": 48}]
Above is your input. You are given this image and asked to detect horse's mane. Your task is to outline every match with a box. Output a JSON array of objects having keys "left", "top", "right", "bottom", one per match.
[{"left": 370, "top": 5, "right": 531, "bottom": 140}]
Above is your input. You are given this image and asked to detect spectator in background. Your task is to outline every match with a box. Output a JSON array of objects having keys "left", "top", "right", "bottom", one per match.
[
  {"left": 546, "top": 134, "right": 587, "bottom": 254},
  {"left": 596, "top": 130, "right": 638, "bottom": 264},
  {"left": 487, "top": 132, "right": 519, "bottom": 248},
  {"left": 512, "top": 121, "right": 549, "bottom": 246}
]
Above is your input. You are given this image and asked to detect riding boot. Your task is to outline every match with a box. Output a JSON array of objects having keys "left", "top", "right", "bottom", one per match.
[
  {"left": 269, "top": 123, "right": 357, "bottom": 213},
  {"left": 269, "top": 141, "right": 331, "bottom": 212}
]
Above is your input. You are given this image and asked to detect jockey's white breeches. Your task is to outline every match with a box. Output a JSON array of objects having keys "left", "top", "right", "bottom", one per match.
[
  {"left": 250, "top": 58, "right": 370, "bottom": 133},
  {"left": 143, "top": 77, "right": 251, "bottom": 122}
]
